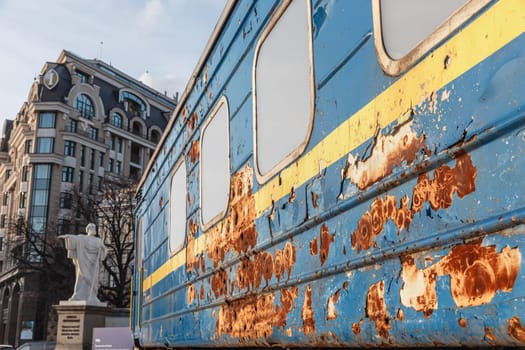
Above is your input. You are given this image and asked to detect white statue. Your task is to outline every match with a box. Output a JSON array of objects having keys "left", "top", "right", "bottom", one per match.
[{"left": 60, "top": 223, "right": 107, "bottom": 305}]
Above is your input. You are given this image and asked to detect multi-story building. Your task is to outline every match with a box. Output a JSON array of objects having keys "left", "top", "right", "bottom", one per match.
[{"left": 0, "top": 50, "right": 176, "bottom": 345}]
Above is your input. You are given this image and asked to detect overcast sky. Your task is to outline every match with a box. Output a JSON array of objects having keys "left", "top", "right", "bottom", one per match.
[{"left": 0, "top": 0, "right": 227, "bottom": 129}]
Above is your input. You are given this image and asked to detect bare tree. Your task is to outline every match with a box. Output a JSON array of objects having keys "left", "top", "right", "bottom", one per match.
[
  {"left": 95, "top": 180, "right": 135, "bottom": 308},
  {"left": 7, "top": 220, "right": 75, "bottom": 339},
  {"left": 8, "top": 220, "right": 75, "bottom": 302}
]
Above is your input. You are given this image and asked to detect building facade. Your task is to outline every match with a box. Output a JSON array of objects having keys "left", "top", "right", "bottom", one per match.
[{"left": 0, "top": 50, "right": 176, "bottom": 345}]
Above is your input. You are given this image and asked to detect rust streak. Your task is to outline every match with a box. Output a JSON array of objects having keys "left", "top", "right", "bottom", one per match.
[
  {"left": 216, "top": 287, "right": 299, "bottom": 339},
  {"left": 484, "top": 327, "right": 496, "bottom": 342},
  {"left": 186, "top": 219, "right": 199, "bottom": 272},
  {"left": 289, "top": 186, "right": 296, "bottom": 203},
  {"left": 326, "top": 290, "right": 341, "bottom": 320},
  {"left": 187, "top": 284, "right": 196, "bottom": 305},
  {"left": 310, "top": 236, "right": 318, "bottom": 256},
  {"left": 346, "top": 122, "right": 428, "bottom": 190},
  {"left": 320, "top": 224, "right": 334, "bottom": 266},
  {"left": 352, "top": 154, "right": 477, "bottom": 253},
  {"left": 458, "top": 318, "right": 467, "bottom": 328},
  {"left": 211, "top": 269, "right": 228, "bottom": 298},
  {"left": 207, "top": 165, "right": 256, "bottom": 268},
  {"left": 351, "top": 322, "right": 361, "bottom": 335},
  {"left": 274, "top": 287, "right": 299, "bottom": 328},
  {"left": 216, "top": 293, "right": 275, "bottom": 339},
  {"left": 302, "top": 285, "right": 315, "bottom": 335},
  {"left": 396, "top": 308, "right": 404, "bottom": 321},
  {"left": 400, "top": 241, "right": 521, "bottom": 316},
  {"left": 366, "top": 280, "right": 390, "bottom": 339},
  {"left": 187, "top": 112, "right": 198, "bottom": 138},
  {"left": 508, "top": 317, "right": 525, "bottom": 343},
  {"left": 440, "top": 242, "right": 521, "bottom": 307},
  {"left": 311, "top": 191, "right": 319, "bottom": 208},
  {"left": 399, "top": 255, "right": 437, "bottom": 317},
  {"left": 188, "top": 140, "right": 200, "bottom": 163}
]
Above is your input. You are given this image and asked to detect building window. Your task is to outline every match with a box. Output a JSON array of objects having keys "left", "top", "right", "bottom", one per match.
[
  {"left": 107, "top": 159, "right": 114, "bottom": 173},
  {"left": 76, "top": 70, "right": 89, "bottom": 84},
  {"left": 78, "top": 170, "right": 84, "bottom": 192},
  {"left": 64, "top": 140, "right": 76, "bottom": 157},
  {"left": 169, "top": 159, "right": 186, "bottom": 253},
  {"left": 131, "top": 143, "right": 141, "bottom": 164},
  {"left": 111, "top": 112, "right": 123, "bottom": 128},
  {"left": 253, "top": 0, "right": 314, "bottom": 182},
  {"left": 200, "top": 97, "right": 230, "bottom": 228},
  {"left": 62, "top": 167, "right": 74, "bottom": 183},
  {"left": 2, "top": 192, "right": 8, "bottom": 206},
  {"left": 5, "top": 169, "right": 11, "bottom": 180},
  {"left": 98, "top": 176, "right": 103, "bottom": 191},
  {"left": 36, "top": 137, "right": 54, "bottom": 153},
  {"left": 59, "top": 192, "right": 72, "bottom": 209},
  {"left": 75, "top": 94, "right": 95, "bottom": 119},
  {"left": 30, "top": 164, "right": 52, "bottom": 233},
  {"left": 90, "top": 149, "right": 95, "bottom": 170},
  {"left": 117, "top": 138, "right": 123, "bottom": 153},
  {"left": 22, "top": 166, "right": 30, "bottom": 182},
  {"left": 0, "top": 238, "right": 3, "bottom": 252},
  {"left": 25, "top": 140, "right": 33, "bottom": 153},
  {"left": 19, "top": 192, "right": 27, "bottom": 209},
  {"left": 38, "top": 112, "right": 56, "bottom": 128},
  {"left": 99, "top": 152, "right": 104, "bottom": 167},
  {"left": 120, "top": 91, "right": 146, "bottom": 113},
  {"left": 89, "top": 126, "right": 98, "bottom": 141},
  {"left": 88, "top": 174, "right": 94, "bottom": 194},
  {"left": 80, "top": 146, "right": 85, "bottom": 167},
  {"left": 115, "top": 160, "right": 121, "bottom": 175},
  {"left": 151, "top": 130, "right": 160, "bottom": 143},
  {"left": 57, "top": 219, "right": 71, "bottom": 236},
  {"left": 0, "top": 215, "right": 6, "bottom": 228},
  {"left": 132, "top": 122, "right": 143, "bottom": 137},
  {"left": 66, "top": 119, "right": 78, "bottom": 133}
]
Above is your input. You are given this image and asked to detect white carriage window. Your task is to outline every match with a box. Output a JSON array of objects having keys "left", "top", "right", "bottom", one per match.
[
  {"left": 200, "top": 97, "right": 230, "bottom": 228},
  {"left": 374, "top": 0, "right": 490, "bottom": 75},
  {"left": 169, "top": 159, "right": 187, "bottom": 253},
  {"left": 253, "top": 0, "right": 314, "bottom": 182},
  {"left": 381, "top": 0, "right": 467, "bottom": 59}
]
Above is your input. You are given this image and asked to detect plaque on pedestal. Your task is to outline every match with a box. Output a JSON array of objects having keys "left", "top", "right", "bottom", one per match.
[{"left": 54, "top": 302, "right": 108, "bottom": 350}]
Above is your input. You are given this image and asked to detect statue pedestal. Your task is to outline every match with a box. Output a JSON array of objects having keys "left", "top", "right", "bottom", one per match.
[{"left": 54, "top": 302, "right": 119, "bottom": 350}]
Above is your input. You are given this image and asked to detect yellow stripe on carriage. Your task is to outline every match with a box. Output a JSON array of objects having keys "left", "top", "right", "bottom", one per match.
[
  {"left": 142, "top": 234, "right": 207, "bottom": 291},
  {"left": 253, "top": 0, "right": 525, "bottom": 217}
]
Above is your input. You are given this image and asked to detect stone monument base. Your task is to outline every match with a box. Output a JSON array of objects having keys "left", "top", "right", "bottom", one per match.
[{"left": 54, "top": 302, "right": 129, "bottom": 350}]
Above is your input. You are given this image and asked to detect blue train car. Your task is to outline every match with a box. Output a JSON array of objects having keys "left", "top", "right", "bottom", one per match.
[{"left": 131, "top": 0, "right": 525, "bottom": 347}]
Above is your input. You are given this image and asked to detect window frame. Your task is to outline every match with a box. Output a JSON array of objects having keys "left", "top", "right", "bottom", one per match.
[
  {"left": 75, "top": 93, "right": 95, "bottom": 120},
  {"left": 168, "top": 158, "right": 187, "bottom": 254},
  {"left": 372, "top": 0, "right": 491, "bottom": 76},
  {"left": 36, "top": 137, "right": 54, "bottom": 154},
  {"left": 62, "top": 167, "right": 74, "bottom": 183},
  {"left": 64, "top": 140, "right": 76, "bottom": 157},
  {"left": 252, "top": 0, "right": 315, "bottom": 184},
  {"left": 111, "top": 112, "right": 123, "bottom": 128},
  {"left": 199, "top": 95, "right": 231, "bottom": 231},
  {"left": 38, "top": 112, "right": 56, "bottom": 129},
  {"left": 59, "top": 192, "right": 72, "bottom": 209}
]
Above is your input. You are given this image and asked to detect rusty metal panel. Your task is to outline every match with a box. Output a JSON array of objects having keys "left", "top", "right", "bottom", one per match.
[{"left": 132, "top": 0, "right": 525, "bottom": 347}]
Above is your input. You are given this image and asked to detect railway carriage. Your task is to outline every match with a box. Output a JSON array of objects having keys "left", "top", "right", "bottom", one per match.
[{"left": 132, "top": 0, "right": 525, "bottom": 347}]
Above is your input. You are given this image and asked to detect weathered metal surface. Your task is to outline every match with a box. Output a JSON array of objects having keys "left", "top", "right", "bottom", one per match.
[{"left": 131, "top": 0, "right": 525, "bottom": 348}]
